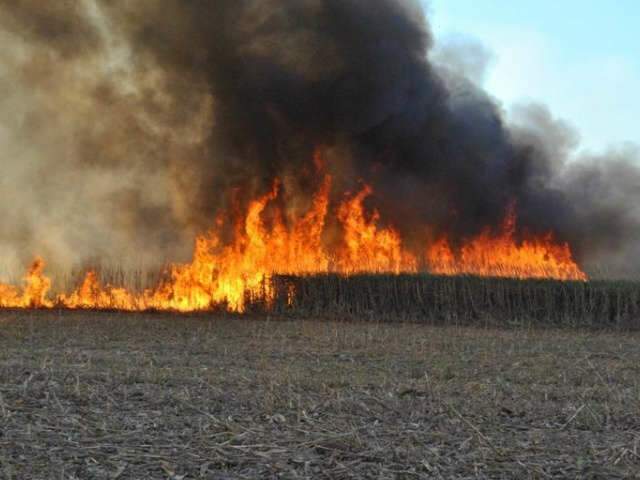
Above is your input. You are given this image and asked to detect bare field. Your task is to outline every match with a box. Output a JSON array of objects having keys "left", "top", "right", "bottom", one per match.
[{"left": 1, "top": 312, "right": 640, "bottom": 479}]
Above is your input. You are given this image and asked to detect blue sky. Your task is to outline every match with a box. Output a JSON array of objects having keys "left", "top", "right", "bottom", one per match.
[{"left": 425, "top": 0, "right": 640, "bottom": 153}]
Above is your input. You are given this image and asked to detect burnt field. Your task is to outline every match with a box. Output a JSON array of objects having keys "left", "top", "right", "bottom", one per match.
[{"left": 1, "top": 309, "right": 640, "bottom": 479}]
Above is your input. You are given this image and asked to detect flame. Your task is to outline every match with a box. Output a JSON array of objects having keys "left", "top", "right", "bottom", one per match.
[
  {"left": 0, "top": 257, "right": 53, "bottom": 309},
  {"left": 57, "top": 271, "right": 138, "bottom": 310},
  {"left": 145, "top": 176, "right": 331, "bottom": 312},
  {"left": 337, "top": 185, "right": 417, "bottom": 274},
  {"left": 0, "top": 177, "right": 587, "bottom": 312},
  {"left": 427, "top": 207, "right": 587, "bottom": 281}
]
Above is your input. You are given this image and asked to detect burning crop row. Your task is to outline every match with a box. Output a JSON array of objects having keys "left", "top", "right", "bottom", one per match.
[{"left": 0, "top": 176, "right": 586, "bottom": 313}]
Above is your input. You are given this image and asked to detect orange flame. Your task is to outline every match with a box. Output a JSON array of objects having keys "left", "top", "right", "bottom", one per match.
[
  {"left": 337, "top": 185, "right": 417, "bottom": 274},
  {"left": 0, "top": 257, "right": 53, "bottom": 309},
  {"left": 144, "top": 176, "right": 331, "bottom": 312},
  {"left": 427, "top": 207, "right": 587, "bottom": 281},
  {"left": 0, "top": 178, "right": 587, "bottom": 312}
]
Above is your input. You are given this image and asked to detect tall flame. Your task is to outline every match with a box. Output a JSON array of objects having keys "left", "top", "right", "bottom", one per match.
[
  {"left": 337, "top": 185, "right": 417, "bottom": 274},
  {"left": 0, "top": 258, "right": 53, "bottom": 309},
  {"left": 0, "top": 177, "right": 587, "bottom": 313},
  {"left": 146, "top": 176, "right": 332, "bottom": 312}
]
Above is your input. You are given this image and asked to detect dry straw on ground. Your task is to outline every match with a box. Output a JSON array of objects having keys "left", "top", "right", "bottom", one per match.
[{"left": 1, "top": 311, "right": 639, "bottom": 478}]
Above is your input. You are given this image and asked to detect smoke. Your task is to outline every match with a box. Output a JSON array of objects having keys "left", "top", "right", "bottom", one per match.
[
  {"left": 0, "top": 0, "right": 211, "bottom": 274},
  {"left": 432, "top": 34, "right": 495, "bottom": 86},
  {"left": 0, "top": 0, "right": 638, "bottom": 276}
]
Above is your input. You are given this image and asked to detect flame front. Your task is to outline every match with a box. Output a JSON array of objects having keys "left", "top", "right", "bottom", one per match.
[
  {"left": 427, "top": 207, "right": 588, "bottom": 281},
  {"left": 0, "top": 178, "right": 587, "bottom": 313},
  {"left": 337, "top": 185, "right": 417, "bottom": 274},
  {"left": 0, "top": 258, "right": 53, "bottom": 309}
]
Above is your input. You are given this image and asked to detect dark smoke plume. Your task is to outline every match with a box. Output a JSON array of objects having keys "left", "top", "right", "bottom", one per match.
[{"left": 0, "top": 0, "right": 638, "bottom": 276}]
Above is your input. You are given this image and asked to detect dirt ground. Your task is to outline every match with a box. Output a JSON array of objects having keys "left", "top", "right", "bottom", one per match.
[{"left": 0, "top": 311, "right": 639, "bottom": 479}]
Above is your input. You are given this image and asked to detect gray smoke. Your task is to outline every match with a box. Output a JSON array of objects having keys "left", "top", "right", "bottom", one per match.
[{"left": 0, "top": 0, "right": 638, "bottom": 277}]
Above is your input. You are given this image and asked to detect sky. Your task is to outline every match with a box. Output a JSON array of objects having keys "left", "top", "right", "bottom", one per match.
[{"left": 426, "top": 0, "right": 640, "bottom": 154}]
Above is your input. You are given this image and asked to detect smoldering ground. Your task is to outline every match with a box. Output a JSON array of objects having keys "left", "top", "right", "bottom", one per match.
[{"left": 0, "top": 0, "right": 638, "bottom": 277}]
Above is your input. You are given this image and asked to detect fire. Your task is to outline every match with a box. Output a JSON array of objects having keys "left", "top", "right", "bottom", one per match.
[
  {"left": 58, "top": 271, "right": 138, "bottom": 311},
  {"left": 145, "top": 176, "right": 331, "bottom": 312},
  {"left": 0, "top": 258, "right": 53, "bottom": 309},
  {"left": 0, "top": 179, "right": 587, "bottom": 313},
  {"left": 337, "top": 185, "right": 417, "bottom": 274},
  {"left": 427, "top": 207, "right": 587, "bottom": 281}
]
